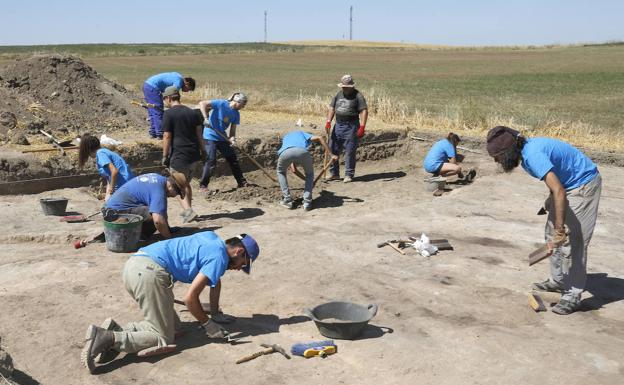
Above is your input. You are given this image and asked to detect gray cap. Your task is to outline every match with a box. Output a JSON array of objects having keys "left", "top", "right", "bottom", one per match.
[
  {"left": 338, "top": 74, "right": 355, "bottom": 88},
  {"left": 162, "top": 86, "right": 180, "bottom": 97},
  {"left": 230, "top": 92, "right": 248, "bottom": 105}
]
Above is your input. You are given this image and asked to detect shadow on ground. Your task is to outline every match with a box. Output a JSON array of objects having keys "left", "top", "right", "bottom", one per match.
[
  {"left": 314, "top": 190, "right": 364, "bottom": 209},
  {"left": 581, "top": 273, "right": 624, "bottom": 311},
  {"left": 195, "top": 208, "right": 265, "bottom": 222},
  {"left": 354, "top": 171, "right": 406, "bottom": 183}
]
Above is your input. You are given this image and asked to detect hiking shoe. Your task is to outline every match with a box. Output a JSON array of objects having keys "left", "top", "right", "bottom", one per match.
[
  {"left": 326, "top": 174, "right": 341, "bottom": 181},
  {"left": 237, "top": 181, "right": 250, "bottom": 188},
  {"left": 552, "top": 298, "right": 581, "bottom": 315},
  {"left": 532, "top": 279, "right": 564, "bottom": 293},
  {"left": 181, "top": 208, "right": 197, "bottom": 224},
  {"left": 279, "top": 199, "right": 294, "bottom": 209},
  {"left": 303, "top": 203, "right": 312, "bottom": 211},
  {"left": 81, "top": 325, "right": 115, "bottom": 374},
  {"left": 96, "top": 318, "right": 122, "bottom": 364},
  {"left": 343, "top": 176, "right": 353, "bottom": 183}
]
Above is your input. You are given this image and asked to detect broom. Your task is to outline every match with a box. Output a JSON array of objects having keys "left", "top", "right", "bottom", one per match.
[{"left": 291, "top": 340, "right": 337, "bottom": 358}]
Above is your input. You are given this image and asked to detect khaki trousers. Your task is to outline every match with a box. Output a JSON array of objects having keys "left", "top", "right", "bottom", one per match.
[
  {"left": 113, "top": 256, "right": 178, "bottom": 353},
  {"left": 545, "top": 174, "right": 602, "bottom": 302}
]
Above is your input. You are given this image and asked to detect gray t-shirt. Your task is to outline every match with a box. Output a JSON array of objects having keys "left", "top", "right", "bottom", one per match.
[{"left": 330, "top": 90, "right": 367, "bottom": 122}]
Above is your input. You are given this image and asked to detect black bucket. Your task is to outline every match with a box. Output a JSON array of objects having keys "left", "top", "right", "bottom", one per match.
[
  {"left": 40, "top": 198, "right": 69, "bottom": 216},
  {"left": 304, "top": 301, "right": 378, "bottom": 340}
]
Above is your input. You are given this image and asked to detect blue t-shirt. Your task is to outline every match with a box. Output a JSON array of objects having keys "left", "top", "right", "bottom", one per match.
[
  {"left": 95, "top": 148, "right": 135, "bottom": 190},
  {"left": 202, "top": 99, "right": 240, "bottom": 142},
  {"left": 138, "top": 231, "right": 229, "bottom": 285},
  {"left": 521, "top": 138, "right": 598, "bottom": 190},
  {"left": 277, "top": 131, "right": 313, "bottom": 155},
  {"left": 423, "top": 139, "right": 456, "bottom": 173},
  {"left": 145, "top": 72, "right": 185, "bottom": 92},
  {"left": 105, "top": 173, "right": 168, "bottom": 216}
]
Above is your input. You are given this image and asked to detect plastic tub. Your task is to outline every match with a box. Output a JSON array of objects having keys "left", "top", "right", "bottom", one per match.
[
  {"left": 102, "top": 214, "right": 143, "bottom": 253},
  {"left": 304, "top": 301, "right": 378, "bottom": 340},
  {"left": 40, "top": 198, "right": 69, "bottom": 216}
]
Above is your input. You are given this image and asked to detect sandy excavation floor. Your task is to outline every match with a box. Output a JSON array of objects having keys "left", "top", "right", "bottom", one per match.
[{"left": 0, "top": 139, "right": 623, "bottom": 385}]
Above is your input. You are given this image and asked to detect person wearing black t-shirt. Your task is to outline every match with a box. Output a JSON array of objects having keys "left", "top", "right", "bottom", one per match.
[{"left": 161, "top": 86, "right": 205, "bottom": 223}]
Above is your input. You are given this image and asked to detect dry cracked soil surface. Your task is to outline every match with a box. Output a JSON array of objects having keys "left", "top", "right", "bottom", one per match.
[{"left": 0, "top": 139, "right": 623, "bottom": 385}]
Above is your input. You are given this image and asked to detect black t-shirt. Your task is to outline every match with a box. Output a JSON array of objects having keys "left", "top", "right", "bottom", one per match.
[
  {"left": 330, "top": 89, "right": 367, "bottom": 122},
  {"left": 162, "top": 105, "right": 204, "bottom": 168}
]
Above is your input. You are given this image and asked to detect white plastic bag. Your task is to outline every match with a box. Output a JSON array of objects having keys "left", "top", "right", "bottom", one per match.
[
  {"left": 100, "top": 134, "right": 122, "bottom": 146},
  {"left": 412, "top": 233, "right": 438, "bottom": 257}
]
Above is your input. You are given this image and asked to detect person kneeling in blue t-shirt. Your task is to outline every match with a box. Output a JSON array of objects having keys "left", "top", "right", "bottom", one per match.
[
  {"left": 103, "top": 173, "right": 184, "bottom": 240},
  {"left": 486, "top": 126, "right": 602, "bottom": 315},
  {"left": 423, "top": 132, "right": 465, "bottom": 178},
  {"left": 80, "top": 232, "right": 260, "bottom": 374}
]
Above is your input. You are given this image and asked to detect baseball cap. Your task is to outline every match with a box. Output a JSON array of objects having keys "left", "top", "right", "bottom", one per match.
[
  {"left": 231, "top": 92, "right": 248, "bottom": 105},
  {"left": 338, "top": 74, "right": 355, "bottom": 88},
  {"left": 162, "top": 86, "right": 180, "bottom": 98},
  {"left": 238, "top": 233, "right": 259, "bottom": 274},
  {"left": 486, "top": 126, "right": 520, "bottom": 156}
]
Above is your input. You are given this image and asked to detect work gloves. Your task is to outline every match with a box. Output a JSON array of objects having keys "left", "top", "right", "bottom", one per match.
[
  {"left": 325, "top": 121, "right": 332, "bottom": 130},
  {"left": 202, "top": 319, "right": 230, "bottom": 339},
  {"left": 357, "top": 125, "right": 365, "bottom": 138},
  {"left": 161, "top": 155, "right": 170, "bottom": 167}
]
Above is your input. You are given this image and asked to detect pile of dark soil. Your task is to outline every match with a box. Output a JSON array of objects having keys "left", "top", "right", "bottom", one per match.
[{"left": 0, "top": 55, "right": 145, "bottom": 145}]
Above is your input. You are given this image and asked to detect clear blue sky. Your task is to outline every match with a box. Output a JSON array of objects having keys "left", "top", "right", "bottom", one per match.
[{"left": 2, "top": 0, "right": 622, "bottom": 46}]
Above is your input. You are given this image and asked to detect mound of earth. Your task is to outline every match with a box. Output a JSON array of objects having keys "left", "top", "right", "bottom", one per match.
[{"left": 0, "top": 55, "right": 145, "bottom": 145}]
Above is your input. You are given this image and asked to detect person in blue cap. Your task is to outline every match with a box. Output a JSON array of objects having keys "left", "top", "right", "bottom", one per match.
[
  {"left": 80, "top": 231, "right": 260, "bottom": 374},
  {"left": 142, "top": 72, "right": 196, "bottom": 139},
  {"left": 486, "top": 126, "right": 602, "bottom": 315}
]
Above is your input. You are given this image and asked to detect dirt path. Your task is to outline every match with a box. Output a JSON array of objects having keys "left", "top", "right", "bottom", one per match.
[{"left": 0, "top": 141, "right": 623, "bottom": 385}]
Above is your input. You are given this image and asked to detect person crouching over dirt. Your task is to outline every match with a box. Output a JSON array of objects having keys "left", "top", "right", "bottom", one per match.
[
  {"left": 486, "top": 126, "right": 602, "bottom": 315},
  {"left": 142, "top": 72, "right": 196, "bottom": 139},
  {"left": 325, "top": 74, "right": 368, "bottom": 183},
  {"left": 78, "top": 133, "right": 135, "bottom": 201},
  {"left": 161, "top": 86, "right": 206, "bottom": 224},
  {"left": 423, "top": 132, "right": 475, "bottom": 178},
  {"left": 277, "top": 130, "right": 338, "bottom": 211},
  {"left": 102, "top": 173, "right": 184, "bottom": 240},
  {"left": 197, "top": 93, "right": 250, "bottom": 193},
  {"left": 80, "top": 232, "right": 259, "bottom": 374}
]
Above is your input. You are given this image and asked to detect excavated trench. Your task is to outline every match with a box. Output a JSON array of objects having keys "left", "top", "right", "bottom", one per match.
[{"left": 0, "top": 130, "right": 409, "bottom": 196}]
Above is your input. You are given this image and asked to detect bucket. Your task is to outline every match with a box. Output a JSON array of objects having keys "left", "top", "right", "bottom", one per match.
[
  {"left": 102, "top": 214, "right": 143, "bottom": 253},
  {"left": 423, "top": 176, "right": 446, "bottom": 192},
  {"left": 40, "top": 198, "right": 69, "bottom": 216},
  {"left": 304, "top": 301, "right": 378, "bottom": 340}
]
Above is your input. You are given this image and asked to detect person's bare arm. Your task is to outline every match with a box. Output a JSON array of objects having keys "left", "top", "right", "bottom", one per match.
[
  {"left": 209, "top": 281, "right": 222, "bottom": 316},
  {"left": 106, "top": 163, "right": 119, "bottom": 200},
  {"left": 152, "top": 213, "right": 172, "bottom": 239},
  {"left": 359, "top": 108, "right": 368, "bottom": 127},
  {"left": 311, "top": 136, "right": 338, "bottom": 162},
  {"left": 183, "top": 272, "right": 210, "bottom": 324},
  {"left": 290, "top": 163, "right": 306, "bottom": 180},
  {"left": 163, "top": 132, "right": 172, "bottom": 158},
  {"left": 196, "top": 125, "right": 206, "bottom": 157},
  {"left": 198, "top": 100, "right": 213, "bottom": 120},
  {"left": 228, "top": 124, "right": 237, "bottom": 143},
  {"left": 543, "top": 171, "right": 568, "bottom": 252},
  {"left": 448, "top": 157, "right": 457, "bottom": 165}
]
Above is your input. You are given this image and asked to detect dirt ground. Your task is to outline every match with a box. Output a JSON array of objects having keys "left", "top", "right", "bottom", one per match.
[{"left": 0, "top": 134, "right": 623, "bottom": 385}]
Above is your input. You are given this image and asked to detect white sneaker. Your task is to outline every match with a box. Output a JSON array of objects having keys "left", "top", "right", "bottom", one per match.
[{"left": 343, "top": 176, "right": 353, "bottom": 183}]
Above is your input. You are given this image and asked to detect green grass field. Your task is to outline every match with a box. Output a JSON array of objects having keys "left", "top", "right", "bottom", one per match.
[{"left": 2, "top": 43, "right": 623, "bottom": 148}]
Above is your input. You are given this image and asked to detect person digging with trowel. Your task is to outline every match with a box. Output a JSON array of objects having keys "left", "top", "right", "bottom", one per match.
[
  {"left": 102, "top": 173, "right": 184, "bottom": 240},
  {"left": 80, "top": 231, "right": 259, "bottom": 374},
  {"left": 276, "top": 130, "right": 338, "bottom": 211},
  {"left": 486, "top": 126, "right": 602, "bottom": 315},
  {"left": 423, "top": 132, "right": 476, "bottom": 195}
]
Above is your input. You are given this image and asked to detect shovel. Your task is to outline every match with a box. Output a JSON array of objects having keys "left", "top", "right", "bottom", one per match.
[{"left": 60, "top": 211, "right": 101, "bottom": 223}]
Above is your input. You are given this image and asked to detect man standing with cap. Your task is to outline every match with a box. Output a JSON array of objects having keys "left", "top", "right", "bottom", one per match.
[
  {"left": 80, "top": 231, "right": 260, "bottom": 373},
  {"left": 103, "top": 173, "right": 185, "bottom": 240},
  {"left": 142, "top": 72, "right": 196, "bottom": 139},
  {"left": 276, "top": 130, "right": 337, "bottom": 211},
  {"left": 486, "top": 126, "right": 602, "bottom": 315},
  {"left": 325, "top": 74, "right": 368, "bottom": 183},
  {"left": 161, "top": 86, "right": 205, "bottom": 223}
]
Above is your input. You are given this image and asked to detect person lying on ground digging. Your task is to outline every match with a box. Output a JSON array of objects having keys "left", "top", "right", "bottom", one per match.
[
  {"left": 486, "top": 126, "right": 602, "bottom": 315},
  {"left": 102, "top": 173, "right": 184, "bottom": 240},
  {"left": 325, "top": 74, "right": 368, "bottom": 183},
  {"left": 78, "top": 133, "right": 135, "bottom": 201},
  {"left": 423, "top": 132, "right": 476, "bottom": 195},
  {"left": 197, "top": 92, "right": 250, "bottom": 194},
  {"left": 161, "top": 86, "right": 206, "bottom": 224},
  {"left": 80, "top": 232, "right": 260, "bottom": 374},
  {"left": 142, "top": 72, "right": 196, "bottom": 139},
  {"left": 276, "top": 130, "right": 338, "bottom": 211}
]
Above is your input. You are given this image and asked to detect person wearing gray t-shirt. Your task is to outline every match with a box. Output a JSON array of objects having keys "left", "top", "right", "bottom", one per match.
[{"left": 324, "top": 74, "right": 369, "bottom": 183}]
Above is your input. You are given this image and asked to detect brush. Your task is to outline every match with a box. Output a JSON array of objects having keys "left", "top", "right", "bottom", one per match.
[{"left": 291, "top": 340, "right": 337, "bottom": 358}]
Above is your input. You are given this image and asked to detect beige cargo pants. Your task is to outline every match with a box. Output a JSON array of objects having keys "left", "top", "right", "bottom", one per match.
[
  {"left": 112, "top": 255, "right": 178, "bottom": 353},
  {"left": 545, "top": 173, "right": 602, "bottom": 302}
]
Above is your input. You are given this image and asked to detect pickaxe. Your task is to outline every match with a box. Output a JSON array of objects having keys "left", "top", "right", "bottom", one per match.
[{"left": 236, "top": 343, "right": 291, "bottom": 364}]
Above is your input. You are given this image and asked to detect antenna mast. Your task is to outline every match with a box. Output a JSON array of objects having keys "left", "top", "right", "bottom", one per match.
[
  {"left": 264, "top": 10, "right": 268, "bottom": 43},
  {"left": 349, "top": 6, "right": 353, "bottom": 40}
]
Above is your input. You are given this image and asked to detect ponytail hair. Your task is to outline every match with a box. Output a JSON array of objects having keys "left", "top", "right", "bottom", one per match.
[{"left": 78, "top": 133, "right": 100, "bottom": 167}]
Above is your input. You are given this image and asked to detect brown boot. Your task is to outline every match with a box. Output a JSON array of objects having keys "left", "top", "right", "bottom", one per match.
[
  {"left": 95, "top": 318, "right": 122, "bottom": 364},
  {"left": 81, "top": 325, "right": 114, "bottom": 374}
]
